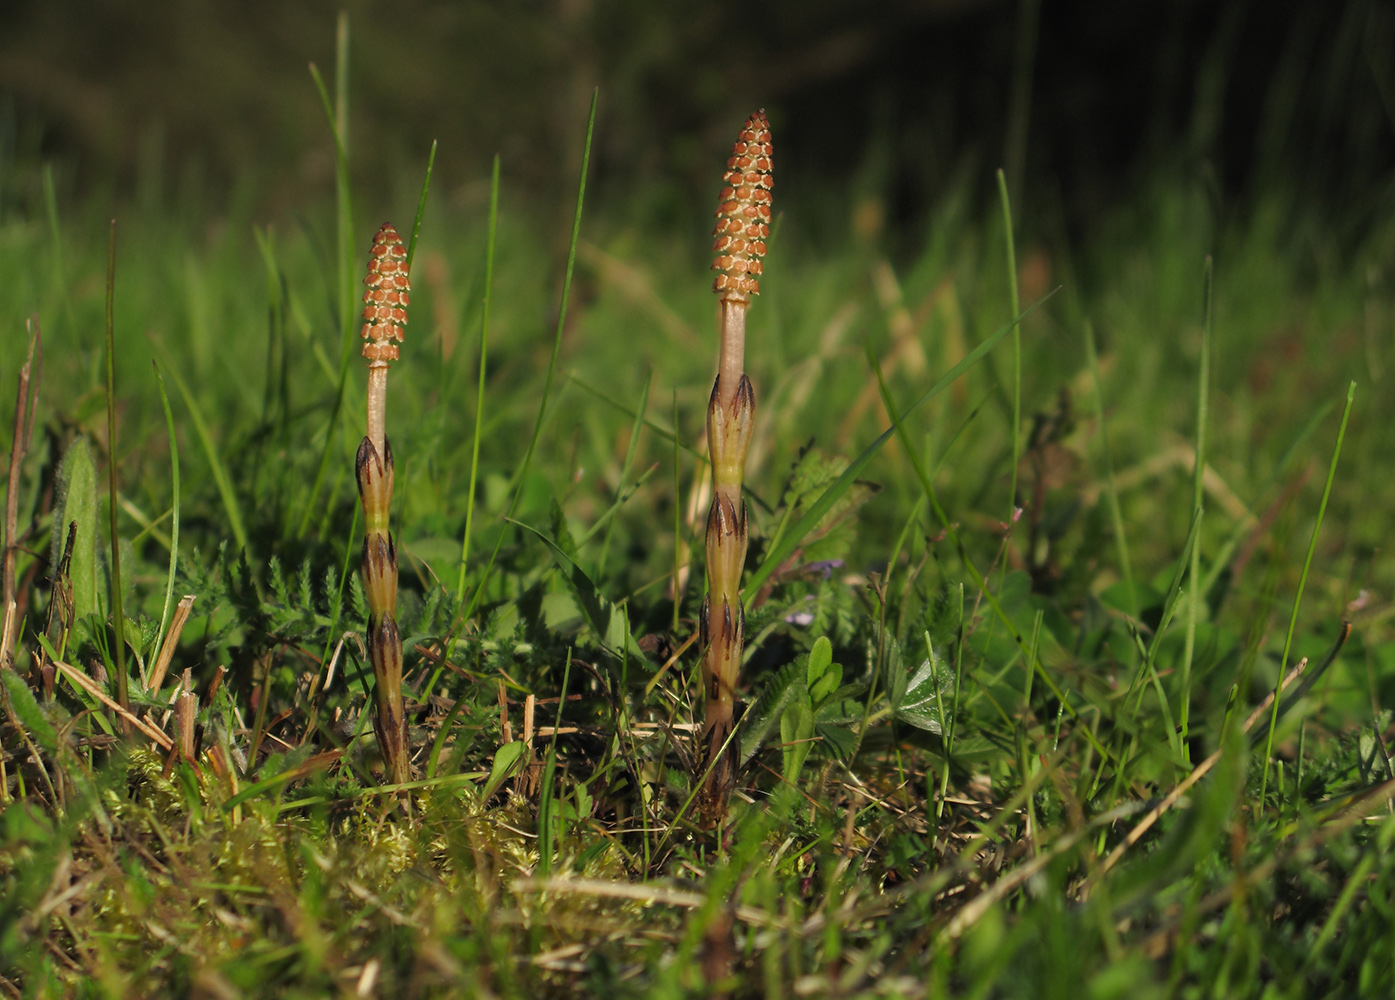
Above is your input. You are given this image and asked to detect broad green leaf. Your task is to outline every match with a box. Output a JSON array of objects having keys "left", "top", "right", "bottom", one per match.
[
  {"left": 886, "top": 635, "right": 908, "bottom": 708},
  {"left": 1, "top": 669, "right": 58, "bottom": 752},
  {"left": 482, "top": 740, "right": 528, "bottom": 801},
  {"left": 809, "top": 660, "right": 842, "bottom": 709},
  {"left": 549, "top": 498, "right": 580, "bottom": 563},
  {"left": 893, "top": 643, "right": 953, "bottom": 734},
  {"left": 51, "top": 435, "right": 99, "bottom": 626},
  {"left": 780, "top": 699, "right": 816, "bottom": 785},
  {"left": 805, "top": 636, "right": 842, "bottom": 707}
]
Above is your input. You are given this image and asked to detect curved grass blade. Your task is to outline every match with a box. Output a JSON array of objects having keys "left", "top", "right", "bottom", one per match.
[
  {"left": 1259, "top": 382, "right": 1356, "bottom": 800},
  {"left": 405, "top": 139, "right": 438, "bottom": 271},
  {"left": 150, "top": 362, "right": 181, "bottom": 660},
  {"left": 156, "top": 349, "right": 248, "bottom": 553},
  {"left": 457, "top": 155, "right": 500, "bottom": 603},
  {"left": 1180, "top": 256, "right": 1213, "bottom": 757},
  {"left": 865, "top": 321, "right": 1113, "bottom": 763},
  {"left": 298, "top": 19, "right": 356, "bottom": 539},
  {"left": 505, "top": 516, "right": 642, "bottom": 657},
  {"left": 463, "top": 89, "right": 598, "bottom": 624},
  {"left": 104, "top": 220, "right": 127, "bottom": 712},
  {"left": 1248, "top": 622, "right": 1352, "bottom": 748},
  {"left": 744, "top": 290, "right": 1056, "bottom": 605}
]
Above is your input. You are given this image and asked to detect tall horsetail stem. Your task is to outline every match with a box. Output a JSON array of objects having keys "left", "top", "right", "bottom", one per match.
[
  {"left": 700, "top": 111, "right": 771, "bottom": 816},
  {"left": 357, "top": 222, "right": 411, "bottom": 785}
]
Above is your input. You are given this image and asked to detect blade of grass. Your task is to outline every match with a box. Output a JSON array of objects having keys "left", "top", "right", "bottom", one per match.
[
  {"left": 457, "top": 155, "right": 501, "bottom": 602},
  {"left": 405, "top": 139, "right": 437, "bottom": 271},
  {"left": 1084, "top": 319, "right": 1136, "bottom": 618},
  {"left": 536, "top": 650, "right": 572, "bottom": 878},
  {"left": 744, "top": 289, "right": 1054, "bottom": 607},
  {"left": 566, "top": 371, "right": 704, "bottom": 459},
  {"left": 153, "top": 348, "right": 248, "bottom": 553},
  {"left": 996, "top": 168, "right": 1022, "bottom": 540},
  {"left": 1249, "top": 622, "right": 1350, "bottom": 748},
  {"left": 43, "top": 166, "right": 76, "bottom": 334},
  {"left": 932, "top": 583, "right": 967, "bottom": 849},
  {"left": 463, "top": 89, "right": 598, "bottom": 624},
  {"left": 596, "top": 369, "right": 651, "bottom": 579},
  {"left": 1198, "top": 399, "right": 1333, "bottom": 601},
  {"left": 104, "top": 220, "right": 127, "bottom": 715},
  {"left": 298, "top": 18, "right": 356, "bottom": 539},
  {"left": 1259, "top": 382, "right": 1356, "bottom": 802},
  {"left": 671, "top": 389, "right": 684, "bottom": 632},
  {"left": 863, "top": 326, "right": 1113, "bottom": 762},
  {"left": 1180, "top": 256, "right": 1213, "bottom": 760},
  {"left": 150, "top": 362, "right": 181, "bottom": 662}
]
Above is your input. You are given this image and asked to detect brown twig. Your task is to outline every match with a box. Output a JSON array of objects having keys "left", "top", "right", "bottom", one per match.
[{"left": 146, "top": 594, "right": 196, "bottom": 695}]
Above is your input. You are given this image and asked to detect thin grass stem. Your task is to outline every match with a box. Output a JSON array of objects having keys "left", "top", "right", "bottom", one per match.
[
  {"left": 1260, "top": 381, "right": 1356, "bottom": 802},
  {"left": 996, "top": 169, "right": 1022, "bottom": 540},
  {"left": 1180, "top": 256, "right": 1213, "bottom": 760},
  {"left": 457, "top": 155, "right": 500, "bottom": 603},
  {"left": 1084, "top": 319, "right": 1136, "bottom": 618},
  {"left": 150, "top": 363, "right": 181, "bottom": 662},
  {"left": 103, "top": 220, "right": 127, "bottom": 714},
  {"left": 463, "top": 90, "right": 597, "bottom": 624}
]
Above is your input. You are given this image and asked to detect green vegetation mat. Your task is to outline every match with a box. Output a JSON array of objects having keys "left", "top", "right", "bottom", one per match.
[{"left": 2, "top": 33, "right": 1395, "bottom": 1000}]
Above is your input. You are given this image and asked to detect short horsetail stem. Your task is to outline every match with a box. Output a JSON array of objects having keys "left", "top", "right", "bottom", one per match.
[
  {"left": 700, "top": 111, "right": 771, "bottom": 818},
  {"left": 357, "top": 222, "right": 411, "bottom": 785}
]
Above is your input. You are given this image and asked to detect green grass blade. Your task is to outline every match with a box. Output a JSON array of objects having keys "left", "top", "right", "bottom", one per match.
[
  {"left": 1259, "top": 382, "right": 1356, "bottom": 801},
  {"left": 157, "top": 351, "right": 249, "bottom": 554},
  {"left": 505, "top": 516, "right": 641, "bottom": 657},
  {"left": 1180, "top": 256, "right": 1213, "bottom": 757},
  {"left": 996, "top": 168, "right": 1022, "bottom": 534},
  {"left": 405, "top": 139, "right": 437, "bottom": 271},
  {"left": 150, "top": 362, "right": 181, "bottom": 661},
  {"left": 457, "top": 155, "right": 500, "bottom": 604},
  {"left": 596, "top": 368, "right": 651, "bottom": 578},
  {"left": 1198, "top": 399, "right": 1333, "bottom": 600},
  {"left": 1248, "top": 622, "right": 1351, "bottom": 748},
  {"left": 1084, "top": 319, "right": 1136, "bottom": 618},
  {"left": 463, "top": 89, "right": 598, "bottom": 624},
  {"left": 103, "top": 220, "right": 127, "bottom": 712},
  {"left": 744, "top": 290, "right": 1054, "bottom": 605},
  {"left": 864, "top": 323, "right": 1113, "bottom": 762},
  {"left": 298, "top": 22, "right": 356, "bottom": 540},
  {"left": 566, "top": 371, "right": 704, "bottom": 459},
  {"left": 671, "top": 389, "right": 684, "bottom": 631}
]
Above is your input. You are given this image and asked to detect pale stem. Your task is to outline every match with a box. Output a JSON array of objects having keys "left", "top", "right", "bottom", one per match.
[
  {"left": 366, "top": 363, "right": 388, "bottom": 456},
  {"left": 717, "top": 299, "right": 748, "bottom": 408}
]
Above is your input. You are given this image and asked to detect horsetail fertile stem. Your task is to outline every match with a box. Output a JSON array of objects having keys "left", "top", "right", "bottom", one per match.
[
  {"left": 357, "top": 223, "right": 411, "bottom": 785},
  {"left": 700, "top": 111, "right": 771, "bottom": 817}
]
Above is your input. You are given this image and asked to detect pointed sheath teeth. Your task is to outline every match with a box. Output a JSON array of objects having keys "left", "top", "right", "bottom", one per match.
[
  {"left": 367, "top": 614, "right": 404, "bottom": 690},
  {"left": 704, "top": 493, "right": 748, "bottom": 595},
  {"left": 355, "top": 436, "right": 395, "bottom": 532},
  {"left": 711, "top": 111, "right": 772, "bottom": 300},
  {"left": 707, "top": 374, "right": 755, "bottom": 483},
  {"left": 361, "top": 533, "right": 398, "bottom": 617},
  {"left": 361, "top": 223, "right": 410, "bottom": 364}
]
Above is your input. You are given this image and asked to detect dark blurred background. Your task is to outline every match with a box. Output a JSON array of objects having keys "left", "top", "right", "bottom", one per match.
[{"left": 2, "top": 0, "right": 1393, "bottom": 247}]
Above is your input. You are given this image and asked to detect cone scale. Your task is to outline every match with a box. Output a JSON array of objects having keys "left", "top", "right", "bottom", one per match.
[{"left": 700, "top": 111, "right": 771, "bottom": 818}]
